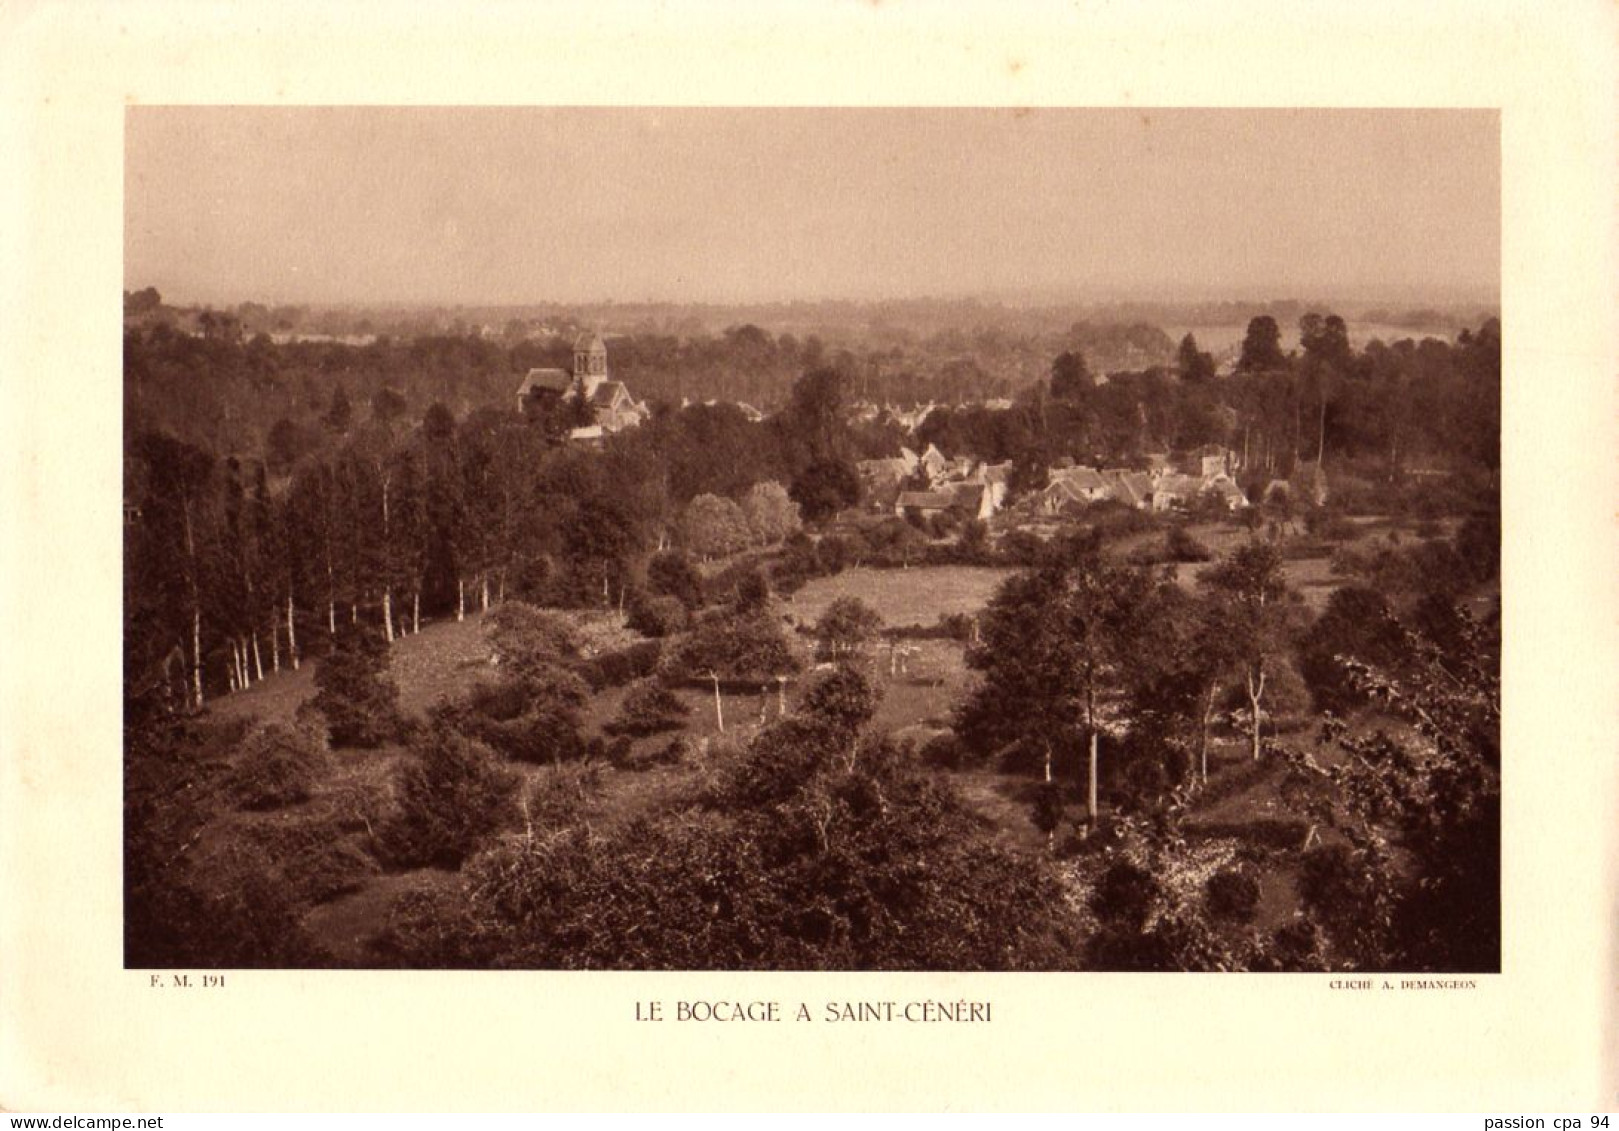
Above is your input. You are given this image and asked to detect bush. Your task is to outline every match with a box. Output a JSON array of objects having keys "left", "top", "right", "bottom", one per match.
[
  {"left": 713, "top": 716, "right": 838, "bottom": 808},
  {"left": 669, "top": 609, "right": 802, "bottom": 682},
  {"left": 1031, "top": 781, "right": 1066, "bottom": 837},
  {"left": 607, "top": 679, "right": 691, "bottom": 737},
  {"left": 799, "top": 663, "right": 880, "bottom": 732},
  {"left": 310, "top": 626, "right": 402, "bottom": 748},
  {"left": 227, "top": 722, "right": 331, "bottom": 810},
  {"left": 438, "top": 666, "right": 591, "bottom": 765},
  {"left": 626, "top": 592, "right": 688, "bottom": 638},
  {"left": 1205, "top": 867, "right": 1262, "bottom": 923},
  {"left": 522, "top": 763, "right": 602, "bottom": 828},
  {"left": 382, "top": 725, "right": 522, "bottom": 869},
  {"left": 1166, "top": 525, "right": 1212, "bottom": 563},
  {"left": 577, "top": 639, "right": 663, "bottom": 690},
  {"left": 488, "top": 602, "right": 580, "bottom": 677},
  {"left": 1090, "top": 859, "right": 1162, "bottom": 930},
  {"left": 646, "top": 551, "right": 705, "bottom": 609},
  {"left": 249, "top": 816, "right": 380, "bottom": 906},
  {"left": 919, "top": 731, "right": 969, "bottom": 769},
  {"left": 614, "top": 735, "right": 692, "bottom": 773}
]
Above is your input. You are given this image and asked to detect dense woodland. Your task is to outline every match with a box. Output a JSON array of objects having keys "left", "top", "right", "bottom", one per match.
[{"left": 125, "top": 297, "right": 1501, "bottom": 972}]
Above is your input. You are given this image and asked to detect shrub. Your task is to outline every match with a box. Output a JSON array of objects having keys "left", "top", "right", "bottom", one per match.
[
  {"left": 646, "top": 551, "right": 705, "bottom": 609},
  {"left": 712, "top": 716, "right": 839, "bottom": 808},
  {"left": 607, "top": 679, "right": 691, "bottom": 737},
  {"left": 439, "top": 665, "right": 591, "bottom": 764},
  {"left": 227, "top": 721, "right": 331, "bottom": 810},
  {"left": 1090, "top": 859, "right": 1162, "bottom": 930},
  {"left": 1205, "top": 867, "right": 1262, "bottom": 923},
  {"left": 488, "top": 602, "right": 580, "bottom": 677},
  {"left": 1032, "top": 781, "right": 1066, "bottom": 837},
  {"left": 919, "top": 731, "right": 968, "bottom": 770},
  {"left": 614, "top": 735, "right": 692, "bottom": 773},
  {"left": 626, "top": 592, "right": 688, "bottom": 638},
  {"left": 1166, "top": 525, "right": 1212, "bottom": 563},
  {"left": 522, "top": 763, "right": 602, "bottom": 828},
  {"left": 271, "top": 826, "right": 380, "bottom": 906},
  {"left": 799, "top": 663, "right": 880, "bottom": 732},
  {"left": 382, "top": 724, "right": 521, "bottom": 869},
  {"left": 310, "top": 626, "right": 402, "bottom": 748},
  {"left": 577, "top": 639, "right": 663, "bottom": 690},
  {"left": 669, "top": 609, "right": 801, "bottom": 682}
]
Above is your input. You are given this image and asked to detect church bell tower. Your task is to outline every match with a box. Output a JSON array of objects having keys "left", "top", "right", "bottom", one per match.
[{"left": 573, "top": 331, "right": 609, "bottom": 398}]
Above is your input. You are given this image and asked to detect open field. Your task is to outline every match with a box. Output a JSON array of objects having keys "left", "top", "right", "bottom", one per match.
[{"left": 783, "top": 565, "right": 1015, "bottom": 628}]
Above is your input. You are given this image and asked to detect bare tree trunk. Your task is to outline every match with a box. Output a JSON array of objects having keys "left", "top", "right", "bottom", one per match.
[
  {"left": 481, "top": 575, "right": 490, "bottom": 611},
  {"left": 191, "top": 605, "right": 204, "bottom": 709},
  {"left": 710, "top": 674, "right": 724, "bottom": 733},
  {"left": 327, "top": 598, "right": 336, "bottom": 635},
  {"left": 412, "top": 590, "right": 421, "bottom": 635},
  {"left": 1248, "top": 668, "right": 1267, "bottom": 761},
  {"left": 287, "top": 594, "right": 300, "bottom": 670},
  {"left": 383, "top": 591, "right": 394, "bottom": 643},
  {"left": 251, "top": 632, "right": 264, "bottom": 681},
  {"left": 270, "top": 620, "right": 280, "bottom": 673},
  {"left": 457, "top": 578, "right": 465, "bottom": 622},
  {"left": 1317, "top": 393, "right": 1328, "bottom": 468},
  {"left": 1087, "top": 728, "right": 1099, "bottom": 823}
]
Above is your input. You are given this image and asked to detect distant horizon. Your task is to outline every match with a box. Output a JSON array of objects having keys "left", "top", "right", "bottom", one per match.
[
  {"left": 127, "top": 107, "right": 1500, "bottom": 310},
  {"left": 128, "top": 286, "right": 1501, "bottom": 315}
]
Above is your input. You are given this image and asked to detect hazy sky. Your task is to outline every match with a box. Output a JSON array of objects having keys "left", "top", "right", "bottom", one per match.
[{"left": 125, "top": 107, "right": 1499, "bottom": 306}]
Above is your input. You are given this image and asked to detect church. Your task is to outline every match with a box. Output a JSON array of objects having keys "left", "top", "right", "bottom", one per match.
[{"left": 514, "top": 332, "right": 649, "bottom": 437}]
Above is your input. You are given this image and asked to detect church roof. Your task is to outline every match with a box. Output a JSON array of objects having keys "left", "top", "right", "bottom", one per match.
[
  {"left": 590, "top": 380, "right": 631, "bottom": 407},
  {"left": 518, "top": 367, "right": 572, "bottom": 395},
  {"left": 574, "top": 331, "right": 606, "bottom": 352}
]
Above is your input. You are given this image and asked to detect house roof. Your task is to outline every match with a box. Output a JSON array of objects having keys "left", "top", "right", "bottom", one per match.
[
  {"left": 1040, "top": 479, "right": 1091, "bottom": 509},
  {"left": 1052, "top": 466, "right": 1107, "bottom": 491},
  {"left": 1155, "top": 474, "right": 1204, "bottom": 497},
  {"left": 1102, "top": 469, "right": 1152, "bottom": 506},
  {"left": 518, "top": 367, "right": 572, "bottom": 395},
  {"left": 897, "top": 490, "right": 956, "bottom": 510}
]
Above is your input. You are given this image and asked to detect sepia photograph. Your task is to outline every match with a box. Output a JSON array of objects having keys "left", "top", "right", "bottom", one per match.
[{"left": 121, "top": 106, "right": 1502, "bottom": 974}]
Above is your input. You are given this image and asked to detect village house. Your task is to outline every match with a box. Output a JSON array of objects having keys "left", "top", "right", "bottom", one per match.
[
  {"left": 1188, "top": 444, "right": 1239, "bottom": 480},
  {"left": 1101, "top": 468, "right": 1153, "bottom": 510},
  {"left": 894, "top": 482, "right": 995, "bottom": 523},
  {"left": 917, "top": 443, "right": 950, "bottom": 483},
  {"left": 1151, "top": 473, "right": 1206, "bottom": 512},
  {"left": 515, "top": 332, "right": 650, "bottom": 437}
]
